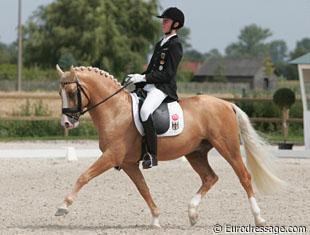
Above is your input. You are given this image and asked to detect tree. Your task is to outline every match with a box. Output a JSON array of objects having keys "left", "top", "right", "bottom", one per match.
[
  {"left": 274, "top": 38, "right": 310, "bottom": 80},
  {"left": 178, "top": 27, "right": 191, "bottom": 52},
  {"left": 225, "top": 24, "right": 272, "bottom": 58},
  {"left": 274, "top": 61, "right": 298, "bottom": 80},
  {"left": 58, "top": 52, "right": 77, "bottom": 70},
  {"left": 183, "top": 49, "right": 206, "bottom": 62},
  {"left": 23, "top": 0, "right": 160, "bottom": 78},
  {"left": 267, "top": 40, "right": 288, "bottom": 63},
  {"left": 0, "top": 42, "right": 10, "bottom": 64},
  {"left": 263, "top": 56, "right": 274, "bottom": 76},
  {"left": 0, "top": 42, "right": 16, "bottom": 64},
  {"left": 273, "top": 88, "right": 296, "bottom": 145},
  {"left": 204, "top": 49, "right": 222, "bottom": 60},
  {"left": 290, "top": 37, "right": 310, "bottom": 59}
]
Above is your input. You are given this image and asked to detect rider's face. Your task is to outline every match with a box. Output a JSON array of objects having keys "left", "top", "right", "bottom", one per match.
[{"left": 162, "top": 18, "right": 173, "bottom": 34}]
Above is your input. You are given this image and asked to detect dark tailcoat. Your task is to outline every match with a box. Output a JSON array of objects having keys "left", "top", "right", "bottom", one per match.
[{"left": 143, "top": 35, "right": 183, "bottom": 101}]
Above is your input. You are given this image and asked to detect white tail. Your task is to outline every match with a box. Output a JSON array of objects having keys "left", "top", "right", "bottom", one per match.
[{"left": 233, "top": 104, "right": 286, "bottom": 193}]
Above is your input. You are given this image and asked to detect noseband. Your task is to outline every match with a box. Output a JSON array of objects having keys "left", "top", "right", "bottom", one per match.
[{"left": 61, "top": 78, "right": 132, "bottom": 121}]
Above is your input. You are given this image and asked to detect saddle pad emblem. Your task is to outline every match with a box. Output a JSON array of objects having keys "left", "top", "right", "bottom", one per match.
[
  {"left": 172, "top": 114, "right": 179, "bottom": 121},
  {"left": 171, "top": 114, "right": 179, "bottom": 130},
  {"left": 172, "top": 121, "right": 179, "bottom": 130}
]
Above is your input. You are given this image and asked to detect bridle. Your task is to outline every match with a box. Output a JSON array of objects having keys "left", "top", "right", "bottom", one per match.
[{"left": 61, "top": 78, "right": 132, "bottom": 121}]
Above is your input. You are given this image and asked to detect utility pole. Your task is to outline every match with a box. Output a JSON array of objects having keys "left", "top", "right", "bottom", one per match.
[{"left": 17, "top": 0, "right": 22, "bottom": 91}]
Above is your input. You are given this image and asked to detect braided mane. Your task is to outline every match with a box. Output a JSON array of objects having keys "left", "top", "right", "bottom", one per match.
[{"left": 73, "top": 66, "right": 127, "bottom": 92}]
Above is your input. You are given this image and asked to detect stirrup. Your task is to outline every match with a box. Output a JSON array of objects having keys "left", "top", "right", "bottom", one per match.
[{"left": 142, "top": 152, "right": 157, "bottom": 169}]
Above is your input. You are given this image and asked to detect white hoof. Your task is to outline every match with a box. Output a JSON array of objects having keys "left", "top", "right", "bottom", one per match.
[
  {"left": 151, "top": 223, "right": 161, "bottom": 229},
  {"left": 255, "top": 216, "right": 266, "bottom": 226},
  {"left": 188, "top": 205, "right": 199, "bottom": 226},
  {"left": 151, "top": 216, "right": 161, "bottom": 228}
]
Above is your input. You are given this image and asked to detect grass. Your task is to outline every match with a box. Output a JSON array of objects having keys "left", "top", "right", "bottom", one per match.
[{"left": 260, "top": 132, "right": 304, "bottom": 145}]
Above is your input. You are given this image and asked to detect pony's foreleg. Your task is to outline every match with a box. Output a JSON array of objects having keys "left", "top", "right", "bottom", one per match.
[
  {"left": 122, "top": 163, "right": 161, "bottom": 228},
  {"left": 55, "top": 150, "right": 115, "bottom": 216},
  {"left": 185, "top": 152, "right": 218, "bottom": 226}
]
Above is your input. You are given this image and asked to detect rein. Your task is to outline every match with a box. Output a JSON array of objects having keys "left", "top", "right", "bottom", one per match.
[
  {"left": 81, "top": 81, "right": 131, "bottom": 115},
  {"left": 62, "top": 78, "right": 132, "bottom": 120}
]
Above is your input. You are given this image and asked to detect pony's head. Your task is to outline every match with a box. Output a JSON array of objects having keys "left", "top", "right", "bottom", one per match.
[{"left": 56, "top": 64, "right": 90, "bottom": 129}]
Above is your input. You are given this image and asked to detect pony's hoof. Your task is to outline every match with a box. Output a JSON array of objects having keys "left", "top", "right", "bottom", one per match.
[
  {"left": 55, "top": 207, "right": 69, "bottom": 216},
  {"left": 255, "top": 216, "right": 266, "bottom": 226},
  {"left": 188, "top": 206, "right": 199, "bottom": 226},
  {"left": 151, "top": 223, "right": 161, "bottom": 229},
  {"left": 151, "top": 216, "right": 161, "bottom": 228}
]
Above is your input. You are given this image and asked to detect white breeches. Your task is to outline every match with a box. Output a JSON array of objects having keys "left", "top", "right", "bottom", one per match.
[{"left": 140, "top": 84, "right": 167, "bottom": 122}]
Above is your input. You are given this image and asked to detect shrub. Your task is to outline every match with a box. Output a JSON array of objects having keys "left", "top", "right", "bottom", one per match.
[
  {"left": 0, "top": 64, "right": 56, "bottom": 81},
  {"left": 273, "top": 88, "right": 296, "bottom": 109},
  {"left": 236, "top": 99, "right": 302, "bottom": 135},
  {"left": 0, "top": 120, "right": 97, "bottom": 138},
  {"left": 273, "top": 88, "right": 296, "bottom": 142}
]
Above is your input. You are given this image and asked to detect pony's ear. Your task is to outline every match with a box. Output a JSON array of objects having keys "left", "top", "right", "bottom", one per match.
[
  {"left": 70, "top": 65, "right": 76, "bottom": 78},
  {"left": 56, "top": 64, "right": 64, "bottom": 77}
]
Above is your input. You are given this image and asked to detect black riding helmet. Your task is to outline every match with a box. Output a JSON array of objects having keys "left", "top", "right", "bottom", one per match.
[{"left": 157, "top": 7, "right": 185, "bottom": 30}]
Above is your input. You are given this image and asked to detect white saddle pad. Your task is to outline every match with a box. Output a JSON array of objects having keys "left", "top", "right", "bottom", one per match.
[{"left": 130, "top": 93, "right": 184, "bottom": 137}]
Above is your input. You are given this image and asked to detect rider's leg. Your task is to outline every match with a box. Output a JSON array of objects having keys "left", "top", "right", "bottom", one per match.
[
  {"left": 140, "top": 85, "right": 167, "bottom": 168},
  {"left": 140, "top": 85, "right": 167, "bottom": 122}
]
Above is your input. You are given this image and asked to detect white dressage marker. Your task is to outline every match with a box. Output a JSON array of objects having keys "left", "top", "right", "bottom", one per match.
[{"left": 66, "top": 147, "right": 78, "bottom": 161}]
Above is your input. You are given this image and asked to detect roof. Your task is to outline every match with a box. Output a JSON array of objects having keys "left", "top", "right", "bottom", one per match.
[
  {"left": 195, "top": 57, "right": 264, "bottom": 77},
  {"left": 289, "top": 52, "right": 310, "bottom": 64},
  {"left": 181, "top": 61, "right": 202, "bottom": 74}
]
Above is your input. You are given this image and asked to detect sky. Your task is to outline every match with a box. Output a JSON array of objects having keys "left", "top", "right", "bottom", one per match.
[{"left": 0, "top": 0, "right": 309, "bottom": 54}]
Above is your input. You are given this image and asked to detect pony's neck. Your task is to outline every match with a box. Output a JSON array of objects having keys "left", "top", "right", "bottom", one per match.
[{"left": 75, "top": 67, "right": 131, "bottom": 134}]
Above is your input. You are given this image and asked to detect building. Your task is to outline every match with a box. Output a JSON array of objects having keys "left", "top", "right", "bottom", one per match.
[
  {"left": 290, "top": 52, "right": 310, "bottom": 150},
  {"left": 181, "top": 61, "right": 202, "bottom": 74},
  {"left": 193, "top": 57, "right": 278, "bottom": 90}
]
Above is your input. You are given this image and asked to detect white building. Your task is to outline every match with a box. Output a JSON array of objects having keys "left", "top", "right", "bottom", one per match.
[{"left": 290, "top": 53, "right": 310, "bottom": 150}]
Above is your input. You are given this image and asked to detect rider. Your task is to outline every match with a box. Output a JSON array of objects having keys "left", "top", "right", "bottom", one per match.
[{"left": 127, "top": 7, "right": 184, "bottom": 169}]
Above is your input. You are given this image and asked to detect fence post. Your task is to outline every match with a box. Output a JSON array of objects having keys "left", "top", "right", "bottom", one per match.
[{"left": 64, "top": 128, "right": 69, "bottom": 137}]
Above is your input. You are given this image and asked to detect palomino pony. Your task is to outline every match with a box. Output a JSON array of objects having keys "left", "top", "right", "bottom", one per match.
[{"left": 55, "top": 65, "right": 284, "bottom": 227}]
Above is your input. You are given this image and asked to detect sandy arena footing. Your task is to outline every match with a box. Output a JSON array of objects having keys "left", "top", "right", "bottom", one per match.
[{"left": 0, "top": 141, "right": 309, "bottom": 234}]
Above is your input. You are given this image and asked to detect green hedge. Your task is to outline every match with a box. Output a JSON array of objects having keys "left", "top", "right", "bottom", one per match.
[
  {"left": 236, "top": 100, "right": 303, "bottom": 134},
  {"left": 0, "top": 120, "right": 97, "bottom": 138},
  {"left": 0, "top": 64, "right": 56, "bottom": 81}
]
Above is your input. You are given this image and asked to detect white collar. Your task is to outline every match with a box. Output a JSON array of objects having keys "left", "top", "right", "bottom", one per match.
[{"left": 160, "top": 33, "right": 177, "bottom": 47}]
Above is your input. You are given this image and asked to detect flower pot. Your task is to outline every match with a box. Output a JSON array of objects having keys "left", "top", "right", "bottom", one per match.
[{"left": 278, "top": 143, "right": 294, "bottom": 150}]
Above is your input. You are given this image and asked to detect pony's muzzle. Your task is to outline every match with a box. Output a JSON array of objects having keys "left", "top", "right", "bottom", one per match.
[{"left": 61, "top": 114, "right": 79, "bottom": 129}]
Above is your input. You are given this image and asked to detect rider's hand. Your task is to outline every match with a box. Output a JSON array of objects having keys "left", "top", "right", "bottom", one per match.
[{"left": 126, "top": 74, "right": 146, "bottom": 84}]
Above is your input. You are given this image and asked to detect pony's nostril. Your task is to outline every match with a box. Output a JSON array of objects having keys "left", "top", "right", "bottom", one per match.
[{"left": 65, "top": 122, "right": 70, "bottom": 128}]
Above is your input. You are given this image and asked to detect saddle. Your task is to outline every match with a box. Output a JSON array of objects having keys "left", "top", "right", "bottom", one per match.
[
  {"left": 131, "top": 88, "right": 184, "bottom": 137},
  {"left": 114, "top": 88, "right": 185, "bottom": 171}
]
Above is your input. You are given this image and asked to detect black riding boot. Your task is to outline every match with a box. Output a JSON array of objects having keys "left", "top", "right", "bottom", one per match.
[{"left": 141, "top": 116, "right": 157, "bottom": 169}]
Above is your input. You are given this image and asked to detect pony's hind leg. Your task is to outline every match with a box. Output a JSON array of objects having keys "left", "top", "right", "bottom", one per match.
[
  {"left": 185, "top": 150, "right": 218, "bottom": 226},
  {"left": 212, "top": 138, "right": 266, "bottom": 226}
]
